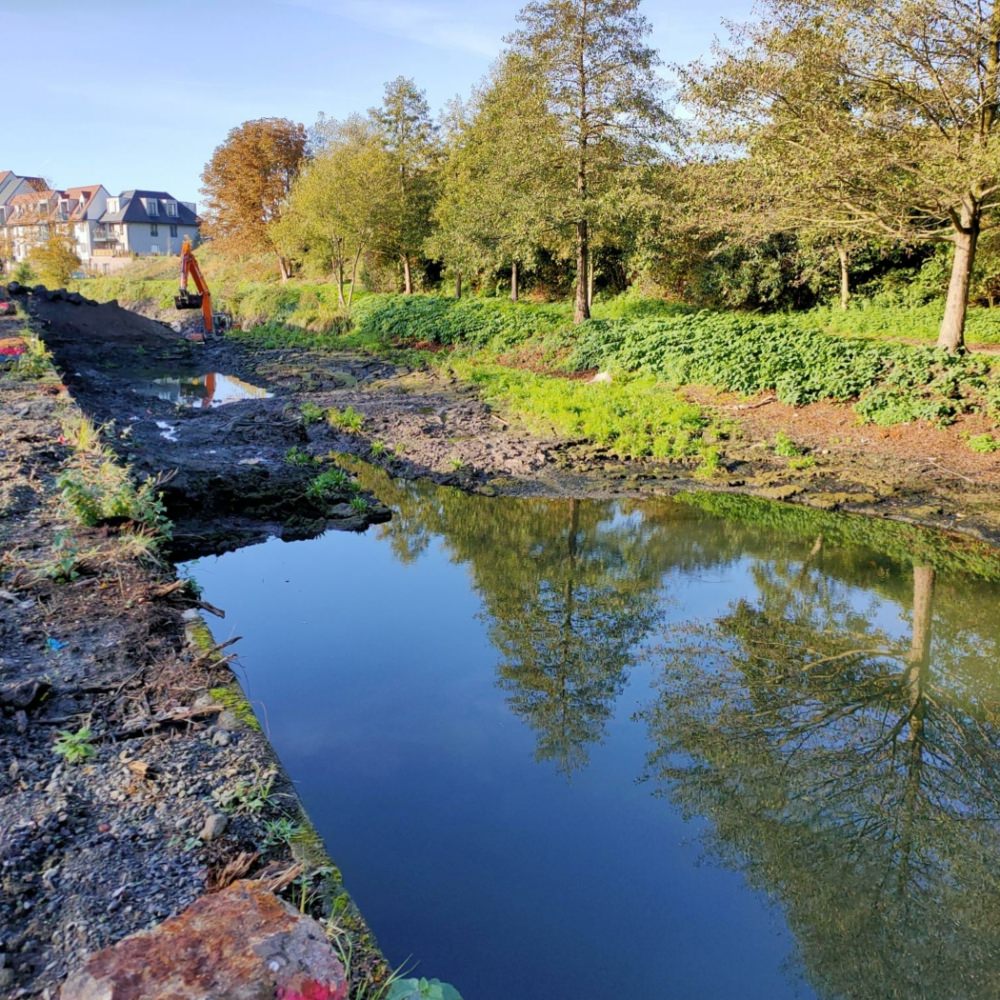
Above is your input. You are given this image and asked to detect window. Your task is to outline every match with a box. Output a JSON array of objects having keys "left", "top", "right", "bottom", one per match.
[
  {"left": 107, "top": 198, "right": 119, "bottom": 214},
  {"left": 144, "top": 198, "right": 159, "bottom": 216},
  {"left": 165, "top": 200, "right": 178, "bottom": 217},
  {"left": 170, "top": 224, "right": 178, "bottom": 238},
  {"left": 150, "top": 223, "right": 159, "bottom": 236}
]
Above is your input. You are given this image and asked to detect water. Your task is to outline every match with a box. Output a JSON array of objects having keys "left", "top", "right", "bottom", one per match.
[
  {"left": 133, "top": 372, "right": 271, "bottom": 407},
  {"left": 182, "top": 478, "right": 1000, "bottom": 1000}
]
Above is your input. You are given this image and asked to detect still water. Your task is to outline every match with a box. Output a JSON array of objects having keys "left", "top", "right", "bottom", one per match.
[{"left": 182, "top": 478, "right": 1000, "bottom": 1000}]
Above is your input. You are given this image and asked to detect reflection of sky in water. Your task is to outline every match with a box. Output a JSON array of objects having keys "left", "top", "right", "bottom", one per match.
[
  {"left": 134, "top": 373, "right": 271, "bottom": 407},
  {"left": 182, "top": 491, "right": 1000, "bottom": 1000}
]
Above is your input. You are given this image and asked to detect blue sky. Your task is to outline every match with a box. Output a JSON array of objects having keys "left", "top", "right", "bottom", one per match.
[{"left": 1, "top": 0, "right": 752, "bottom": 205}]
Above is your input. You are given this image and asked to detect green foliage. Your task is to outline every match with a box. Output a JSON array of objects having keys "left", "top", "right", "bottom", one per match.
[
  {"left": 12, "top": 261, "right": 34, "bottom": 284},
  {"left": 387, "top": 979, "right": 463, "bottom": 1000},
  {"left": 773, "top": 431, "right": 801, "bottom": 457},
  {"left": 299, "top": 401, "right": 325, "bottom": 424},
  {"left": 57, "top": 461, "right": 170, "bottom": 538},
  {"left": 262, "top": 817, "right": 301, "bottom": 849},
  {"left": 966, "top": 433, "right": 1000, "bottom": 454},
  {"left": 208, "top": 685, "right": 262, "bottom": 731},
  {"left": 349, "top": 495, "right": 369, "bottom": 513},
  {"left": 53, "top": 727, "right": 96, "bottom": 764},
  {"left": 214, "top": 765, "right": 276, "bottom": 816},
  {"left": 450, "top": 360, "right": 709, "bottom": 459},
  {"left": 568, "top": 309, "right": 999, "bottom": 427},
  {"left": 326, "top": 405, "right": 365, "bottom": 431},
  {"left": 353, "top": 293, "right": 573, "bottom": 349},
  {"left": 307, "top": 467, "right": 357, "bottom": 499},
  {"left": 4, "top": 329, "right": 53, "bottom": 380},
  {"left": 285, "top": 446, "right": 314, "bottom": 466}
]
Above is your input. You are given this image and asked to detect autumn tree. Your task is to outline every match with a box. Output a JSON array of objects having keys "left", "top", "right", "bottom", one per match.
[
  {"left": 200, "top": 117, "right": 308, "bottom": 281},
  {"left": 508, "top": 0, "right": 668, "bottom": 322},
  {"left": 685, "top": 0, "right": 1000, "bottom": 352},
  {"left": 370, "top": 77, "right": 439, "bottom": 294},
  {"left": 28, "top": 233, "right": 80, "bottom": 286}
]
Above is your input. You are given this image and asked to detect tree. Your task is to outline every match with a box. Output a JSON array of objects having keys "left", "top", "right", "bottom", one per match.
[
  {"left": 275, "top": 116, "right": 396, "bottom": 309},
  {"left": 685, "top": 0, "right": 1000, "bottom": 352},
  {"left": 430, "top": 54, "right": 568, "bottom": 299},
  {"left": 508, "top": 0, "right": 668, "bottom": 322},
  {"left": 28, "top": 233, "right": 80, "bottom": 286},
  {"left": 200, "top": 117, "right": 308, "bottom": 281},
  {"left": 370, "top": 77, "right": 439, "bottom": 294}
]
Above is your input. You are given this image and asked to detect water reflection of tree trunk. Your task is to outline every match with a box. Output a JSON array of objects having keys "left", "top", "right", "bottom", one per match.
[
  {"left": 899, "top": 565, "right": 934, "bottom": 891},
  {"left": 557, "top": 499, "right": 581, "bottom": 765}
]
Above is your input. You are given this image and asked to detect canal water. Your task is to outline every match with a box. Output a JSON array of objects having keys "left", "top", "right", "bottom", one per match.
[{"left": 181, "top": 477, "right": 1000, "bottom": 1000}]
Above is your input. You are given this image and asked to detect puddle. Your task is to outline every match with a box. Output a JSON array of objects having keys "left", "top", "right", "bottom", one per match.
[
  {"left": 155, "top": 421, "right": 178, "bottom": 442},
  {"left": 134, "top": 373, "right": 272, "bottom": 408}
]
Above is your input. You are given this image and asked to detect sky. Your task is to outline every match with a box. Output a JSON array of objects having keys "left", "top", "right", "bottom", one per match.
[{"left": 1, "top": 0, "right": 754, "bottom": 206}]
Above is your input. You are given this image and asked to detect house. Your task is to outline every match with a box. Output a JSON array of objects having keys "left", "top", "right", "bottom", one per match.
[
  {"left": 0, "top": 175, "right": 201, "bottom": 274},
  {"left": 92, "top": 190, "right": 200, "bottom": 271}
]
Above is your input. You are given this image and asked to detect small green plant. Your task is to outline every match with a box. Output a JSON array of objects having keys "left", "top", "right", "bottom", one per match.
[
  {"left": 285, "top": 445, "right": 314, "bottom": 466},
  {"left": 370, "top": 440, "right": 388, "bottom": 458},
  {"left": 300, "top": 401, "right": 326, "bottom": 424},
  {"left": 44, "top": 531, "right": 81, "bottom": 582},
  {"left": 6, "top": 330, "right": 52, "bottom": 380},
  {"left": 262, "top": 816, "right": 301, "bottom": 849},
  {"left": 693, "top": 445, "right": 722, "bottom": 479},
  {"left": 449, "top": 457, "right": 463, "bottom": 471},
  {"left": 307, "top": 467, "right": 354, "bottom": 499},
  {"left": 387, "top": 978, "right": 464, "bottom": 1000},
  {"left": 327, "top": 405, "right": 365, "bottom": 431},
  {"left": 967, "top": 433, "right": 1000, "bottom": 454},
  {"left": 54, "top": 726, "right": 96, "bottom": 764},
  {"left": 349, "top": 495, "right": 369, "bottom": 513},
  {"left": 214, "top": 765, "right": 276, "bottom": 816},
  {"left": 788, "top": 454, "right": 817, "bottom": 470},
  {"left": 773, "top": 431, "right": 802, "bottom": 457},
  {"left": 12, "top": 261, "right": 35, "bottom": 284},
  {"left": 62, "top": 414, "right": 106, "bottom": 454}
]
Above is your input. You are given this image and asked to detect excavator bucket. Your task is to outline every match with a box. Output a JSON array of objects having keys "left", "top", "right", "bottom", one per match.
[{"left": 175, "top": 290, "right": 203, "bottom": 310}]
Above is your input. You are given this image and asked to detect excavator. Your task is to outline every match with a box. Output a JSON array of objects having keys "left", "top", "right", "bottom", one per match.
[{"left": 174, "top": 236, "right": 214, "bottom": 340}]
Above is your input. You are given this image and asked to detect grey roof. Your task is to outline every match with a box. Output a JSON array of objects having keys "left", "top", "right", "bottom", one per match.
[
  {"left": 0, "top": 173, "right": 46, "bottom": 206},
  {"left": 99, "top": 190, "right": 199, "bottom": 226}
]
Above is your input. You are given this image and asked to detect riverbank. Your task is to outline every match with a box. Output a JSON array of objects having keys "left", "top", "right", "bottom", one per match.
[{"left": 0, "top": 302, "right": 387, "bottom": 997}]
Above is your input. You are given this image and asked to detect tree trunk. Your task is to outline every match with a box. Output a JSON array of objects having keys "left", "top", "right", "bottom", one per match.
[
  {"left": 455, "top": 271, "right": 462, "bottom": 299},
  {"left": 402, "top": 255, "right": 413, "bottom": 295},
  {"left": 347, "top": 245, "right": 364, "bottom": 311},
  {"left": 575, "top": 220, "right": 589, "bottom": 323},
  {"left": 836, "top": 243, "right": 850, "bottom": 310},
  {"left": 587, "top": 248, "right": 594, "bottom": 309},
  {"left": 511, "top": 261, "right": 519, "bottom": 302},
  {"left": 938, "top": 202, "right": 980, "bottom": 353},
  {"left": 277, "top": 255, "right": 290, "bottom": 283}
]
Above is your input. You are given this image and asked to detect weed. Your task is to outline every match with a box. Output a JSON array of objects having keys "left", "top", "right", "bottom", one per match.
[
  {"left": 307, "top": 467, "right": 354, "bottom": 500},
  {"left": 44, "top": 531, "right": 81, "bottom": 582},
  {"left": 349, "top": 496, "right": 369, "bottom": 513},
  {"left": 285, "top": 446, "right": 314, "bottom": 466},
  {"left": 449, "top": 457, "right": 463, "bottom": 471},
  {"left": 788, "top": 454, "right": 817, "bottom": 470},
  {"left": 773, "top": 431, "right": 802, "bottom": 457},
  {"left": 54, "top": 726, "right": 96, "bottom": 764},
  {"left": 370, "top": 441, "right": 388, "bottom": 458},
  {"left": 214, "top": 765, "right": 276, "bottom": 816},
  {"left": 61, "top": 414, "right": 106, "bottom": 454},
  {"left": 5, "top": 329, "right": 52, "bottom": 380},
  {"left": 327, "top": 406, "right": 365, "bottom": 432},
  {"left": 57, "top": 462, "right": 171, "bottom": 540},
  {"left": 300, "top": 401, "right": 326, "bottom": 424},
  {"left": 693, "top": 446, "right": 722, "bottom": 479},
  {"left": 262, "top": 816, "right": 301, "bottom": 849},
  {"left": 967, "top": 433, "right": 1000, "bottom": 454}
]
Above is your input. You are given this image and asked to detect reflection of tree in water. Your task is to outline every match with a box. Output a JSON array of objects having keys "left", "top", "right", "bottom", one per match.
[
  {"left": 643, "top": 541, "right": 1000, "bottom": 1000},
  {"left": 354, "top": 468, "right": 697, "bottom": 773}
]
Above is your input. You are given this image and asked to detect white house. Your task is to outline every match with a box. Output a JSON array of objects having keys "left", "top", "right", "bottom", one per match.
[{"left": 92, "top": 190, "right": 200, "bottom": 271}]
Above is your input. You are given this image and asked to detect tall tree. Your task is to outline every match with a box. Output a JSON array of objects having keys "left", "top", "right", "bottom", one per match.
[
  {"left": 275, "top": 116, "right": 395, "bottom": 309},
  {"left": 371, "top": 77, "right": 440, "bottom": 294},
  {"left": 509, "top": 0, "right": 668, "bottom": 322},
  {"left": 685, "top": 0, "right": 1000, "bottom": 352},
  {"left": 200, "top": 117, "right": 308, "bottom": 281},
  {"left": 430, "top": 54, "right": 567, "bottom": 299}
]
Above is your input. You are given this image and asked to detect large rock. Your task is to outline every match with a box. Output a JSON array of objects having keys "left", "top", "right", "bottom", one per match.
[{"left": 60, "top": 880, "right": 347, "bottom": 1000}]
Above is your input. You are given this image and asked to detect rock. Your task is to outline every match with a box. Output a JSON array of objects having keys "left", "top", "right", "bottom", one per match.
[
  {"left": 211, "top": 730, "right": 232, "bottom": 748},
  {"left": 216, "top": 710, "right": 240, "bottom": 732},
  {"left": 199, "top": 812, "right": 228, "bottom": 842},
  {"left": 589, "top": 371, "right": 613, "bottom": 383},
  {"left": 59, "top": 881, "right": 347, "bottom": 1000},
  {"left": 0, "top": 678, "right": 52, "bottom": 712}
]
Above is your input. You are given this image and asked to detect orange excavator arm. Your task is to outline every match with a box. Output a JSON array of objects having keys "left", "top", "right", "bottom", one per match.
[{"left": 176, "top": 236, "right": 214, "bottom": 336}]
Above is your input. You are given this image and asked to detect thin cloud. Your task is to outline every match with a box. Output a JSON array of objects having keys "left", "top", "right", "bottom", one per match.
[{"left": 282, "top": 0, "right": 502, "bottom": 57}]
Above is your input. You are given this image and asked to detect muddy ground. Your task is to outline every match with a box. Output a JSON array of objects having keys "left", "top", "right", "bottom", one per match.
[{"left": 1, "top": 286, "right": 998, "bottom": 997}]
